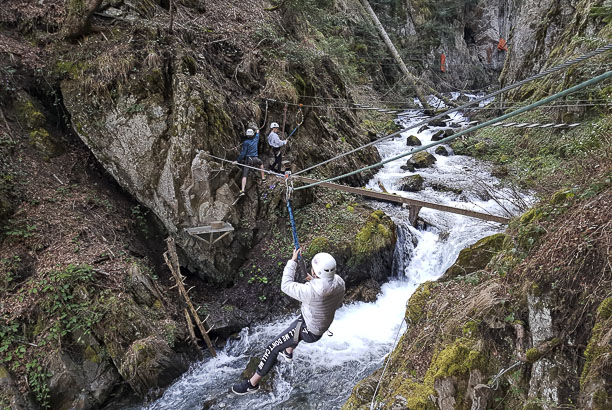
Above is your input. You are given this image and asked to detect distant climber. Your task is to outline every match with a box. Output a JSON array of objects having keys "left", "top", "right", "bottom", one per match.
[
  {"left": 267, "top": 122, "right": 287, "bottom": 174},
  {"left": 232, "top": 248, "right": 345, "bottom": 395},
  {"left": 235, "top": 128, "right": 265, "bottom": 197},
  {"left": 497, "top": 38, "right": 508, "bottom": 52}
]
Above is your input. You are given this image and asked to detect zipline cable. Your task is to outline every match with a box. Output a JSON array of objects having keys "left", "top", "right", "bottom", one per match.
[
  {"left": 293, "top": 44, "right": 612, "bottom": 177},
  {"left": 294, "top": 70, "right": 612, "bottom": 191},
  {"left": 285, "top": 177, "right": 308, "bottom": 279}
]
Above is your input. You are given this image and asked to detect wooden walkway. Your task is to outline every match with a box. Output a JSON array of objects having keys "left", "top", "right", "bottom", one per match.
[{"left": 292, "top": 175, "right": 510, "bottom": 224}]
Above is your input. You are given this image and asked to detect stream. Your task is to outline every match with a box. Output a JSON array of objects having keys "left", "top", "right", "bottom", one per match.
[{"left": 139, "top": 99, "right": 531, "bottom": 410}]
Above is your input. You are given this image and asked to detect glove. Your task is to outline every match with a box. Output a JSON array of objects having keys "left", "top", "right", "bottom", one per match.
[{"left": 232, "top": 161, "right": 238, "bottom": 165}]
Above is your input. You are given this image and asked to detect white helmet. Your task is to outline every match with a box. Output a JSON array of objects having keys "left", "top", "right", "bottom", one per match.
[
  {"left": 270, "top": 122, "right": 279, "bottom": 129},
  {"left": 312, "top": 253, "right": 336, "bottom": 279},
  {"left": 246, "top": 128, "right": 255, "bottom": 136}
]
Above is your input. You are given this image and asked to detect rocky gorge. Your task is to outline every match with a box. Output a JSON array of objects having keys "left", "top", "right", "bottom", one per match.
[{"left": 0, "top": 0, "right": 610, "bottom": 409}]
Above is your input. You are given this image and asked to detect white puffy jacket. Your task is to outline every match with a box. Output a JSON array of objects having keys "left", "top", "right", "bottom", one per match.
[{"left": 281, "top": 260, "right": 345, "bottom": 336}]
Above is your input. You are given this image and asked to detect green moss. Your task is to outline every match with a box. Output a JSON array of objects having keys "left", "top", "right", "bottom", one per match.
[
  {"left": 522, "top": 403, "right": 543, "bottom": 410},
  {"left": 0, "top": 366, "right": 8, "bottom": 378},
  {"left": 348, "top": 211, "right": 394, "bottom": 267},
  {"left": 525, "top": 348, "right": 541, "bottom": 363},
  {"left": 390, "top": 339, "right": 486, "bottom": 409},
  {"left": 307, "top": 236, "right": 331, "bottom": 259},
  {"left": 462, "top": 320, "right": 480, "bottom": 337},
  {"left": 14, "top": 96, "right": 45, "bottom": 129},
  {"left": 406, "top": 282, "right": 432, "bottom": 324},
  {"left": 54, "top": 60, "right": 88, "bottom": 80},
  {"left": 83, "top": 345, "right": 101, "bottom": 363},
  {"left": 443, "top": 233, "right": 507, "bottom": 279},
  {"left": 519, "top": 208, "right": 542, "bottom": 225},
  {"left": 549, "top": 189, "right": 575, "bottom": 205},
  {"left": 427, "top": 341, "right": 485, "bottom": 381},
  {"left": 593, "top": 389, "right": 609, "bottom": 410},
  {"left": 580, "top": 298, "right": 612, "bottom": 387},
  {"left": 597, "top": 297, "right": 612, "bottom": 320}
]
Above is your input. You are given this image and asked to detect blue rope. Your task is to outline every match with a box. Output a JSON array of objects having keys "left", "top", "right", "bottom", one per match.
[
  {"left": 286, "top": 199, "right": 302, "bottom": 260},
  {"left": 287, "top": 124, "right": 300, "bottom": 138}
]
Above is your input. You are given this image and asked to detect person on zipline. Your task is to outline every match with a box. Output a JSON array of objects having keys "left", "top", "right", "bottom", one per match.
[
  {"left": 236, "top": 128, "right": 265, "bottom": 197},
  {"left": 267, "top": 122, "right": 287, "bottom": 174},
  {"left": 232, "top": 248, "right": 345, "bottom": 395}
]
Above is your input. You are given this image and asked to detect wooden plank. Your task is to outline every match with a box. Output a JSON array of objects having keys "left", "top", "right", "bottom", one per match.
[
  {"left": 293, "top": 176, "right": 510, "bottom": 224},
  {"left": 185, "top": 223, "right": 234, "bottom": 235},
  {"left": 184, "top": 308, "right": 203, "bottom": 358}
]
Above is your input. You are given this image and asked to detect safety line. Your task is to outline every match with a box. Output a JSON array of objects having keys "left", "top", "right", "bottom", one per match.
[
  {"left": 199, "top": 152, "right": 284, "bottom": 177},
  {"left": 262, "top": 98, "right": 610, "bottom": 112},
  {"left": 294, "top": 70, "right": 612, "bottom": 190},
  {"left": 292, "top": 44, "right": 612, "bottom": 176}
]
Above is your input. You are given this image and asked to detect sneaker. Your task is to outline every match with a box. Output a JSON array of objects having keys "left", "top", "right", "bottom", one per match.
[
  {"left": 279, "top": 349, "right": 293, "bottom": 362},
  {"left": 231, "top": 380, "right": 259, "bottom": 395},
  {"left": 238, "top": 190, "right": 245, "bottom": 197}
]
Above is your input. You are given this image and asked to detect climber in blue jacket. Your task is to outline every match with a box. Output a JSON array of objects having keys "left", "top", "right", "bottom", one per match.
[{"left": 236, "top": 128, "right": 265, "bottom": 196}]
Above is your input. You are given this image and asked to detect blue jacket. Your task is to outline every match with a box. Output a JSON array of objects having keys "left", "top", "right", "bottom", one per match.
[{"left": 237, "top": 132, "right": 260, "bottom": 162}]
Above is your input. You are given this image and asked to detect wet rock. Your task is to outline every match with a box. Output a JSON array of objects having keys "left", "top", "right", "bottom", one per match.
[
  {"left": 406, "top": 135, "right": 422, "bottom": 146},
  {"left": 47, "top": 345, "right": 120, "bottom": 410},
  {"left": 401, "top": 162, "right": 416, "bottom": 172},
  {"left": 0, "top": 366, "right": 36, "bottom": 410},
  {"left": 125, "top": 263, "right": 163, "bottom": 306},
  {"left": 207, "top": 303, "right": 251, "bottom": 339},
  {"left": 119, "top": 335, "right": 189, "bottom": 397},
  {"left": 429, "top": 120, "right": 447, "bottom": 127},
  {"left": 409, "top": 151, "right": 437, "bottom": 169},
  {"left": 417, "top": 125, "right": 429, "bottom": 133},
  {"left": 431, "top": 130, "right": 445, "bottom": 141},
  {"left": 399, "top": 174, "right": 424, "bottom": 192},
  {"left": 344, "top": 211, "right": 396, "bottom": 284},
  {"left": 441, "top": 233, "right": 507, "bottom": 280},
  {"left": 435, "top": 146, "right": 449, "bottom": 156},
  {"left": 430, "top": 183, "right": 462, "bottom": 195}
]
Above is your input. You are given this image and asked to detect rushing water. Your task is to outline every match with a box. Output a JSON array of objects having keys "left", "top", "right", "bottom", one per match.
[{"left": 140, "top": 104, "right": 531, "bottom": 410}]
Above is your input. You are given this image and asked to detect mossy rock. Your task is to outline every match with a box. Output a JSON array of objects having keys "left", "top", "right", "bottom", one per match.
[
  {"left": 347, "top": 210, "right": 394, "bottom": 269},
  {"left": 406, "top": 135, "right": 422, "bottom": 146},
  {"left": 14, "top": 92, "right": 46, "bottom": 129},
  {"left": 549, "top": 189, "right": 575, "bottom": 205},
  {"left": 406, "top": 282, "right": 432, "bottom": 324},
  {"left": 441, "top": 233, "right": 507, "bottom": 280},
  {"left": 381, "top": 338, "right": 485, "bottom": 410},
  {"left": 399, "top": 174, "right": 424, "bottom": 192},
  {"left": 580, "top": 297, "right": 612, "bottom": 397},
  {"left": 410, "top": 151, "right": 437, "bottom": 169},
  {"left": 434, "top": 146, "right": 449, "bottom": 156},
  {"left": 307, "top": 236, "right": 331, "bottom": 259},
  {"left": 29, "top": 128, "right": 65, "bottom": 158}
]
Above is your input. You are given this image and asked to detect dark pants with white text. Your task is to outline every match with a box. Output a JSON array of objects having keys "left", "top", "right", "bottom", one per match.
[{"left": 255, "top": 316, "right": 321, "bottom": 377}]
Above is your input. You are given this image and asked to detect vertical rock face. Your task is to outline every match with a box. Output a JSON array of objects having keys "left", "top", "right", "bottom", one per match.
[
  {"left": 375, "top": 0, "right": 516, "bottom": 90},
  {"left": 501, "top": 0, "right": 607, "bottom": 87}
]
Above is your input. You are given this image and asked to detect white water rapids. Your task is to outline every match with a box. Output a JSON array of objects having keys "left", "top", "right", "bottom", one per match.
[{"left": 139, "top": 104, "right": 531, "bottom": 410}]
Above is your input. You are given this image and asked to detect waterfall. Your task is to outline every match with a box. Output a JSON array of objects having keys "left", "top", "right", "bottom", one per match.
[{"left": 136, "top": 97, "right": 532, "bottom": 410}]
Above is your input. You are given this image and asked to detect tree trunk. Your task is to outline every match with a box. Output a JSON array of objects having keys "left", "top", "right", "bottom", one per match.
[{"left": 358, "top": 0, "right": 457, "bottom": 109}]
